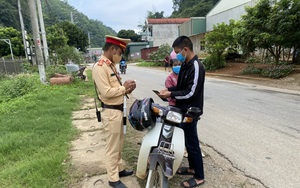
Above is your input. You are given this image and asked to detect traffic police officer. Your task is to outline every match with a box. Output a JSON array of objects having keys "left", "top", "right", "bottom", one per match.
[{"left": 92, "top": 35, "right": 136, "bottom": 188}]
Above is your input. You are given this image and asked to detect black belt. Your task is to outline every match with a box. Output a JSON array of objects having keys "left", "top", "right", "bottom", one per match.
[{"left": 102, "top": 103, "right": 123, "bottom": 111}]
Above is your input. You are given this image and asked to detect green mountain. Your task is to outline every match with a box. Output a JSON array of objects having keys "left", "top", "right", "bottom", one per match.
[
  {"left": 0, "top": 0, "right": 116, "bottom": 48},
  {"left": 171, "top": 0, "right": 219, "bottom": 18}
]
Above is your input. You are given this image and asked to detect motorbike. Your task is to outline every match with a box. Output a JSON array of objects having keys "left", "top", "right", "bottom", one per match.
[
  {"left": 119, "top": 60, "right": 127, "bottom": 74},
  {"left": 128, "top": 97, "right": 200, "bottom": 188}
]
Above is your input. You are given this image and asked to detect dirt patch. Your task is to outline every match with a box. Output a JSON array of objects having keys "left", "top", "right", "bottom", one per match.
[{"left": 206, "top": 63, "right": 300, "bottom": 92}]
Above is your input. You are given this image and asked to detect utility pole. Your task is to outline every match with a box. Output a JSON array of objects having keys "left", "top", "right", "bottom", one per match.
[
  {"left": 28, "top": 0, "right": 46, "bottom": 83},
  {"left": 88, "top": 31, "right": 91, "bottom": 49},
  {"left": 36, "top": 0, "right": 50, "bottom": 66},
  {"left": 70, "top": 12, "right": 74, "bottom": 24},
  {"left": 17, "top": 0, "right": 28, "bottom": 60}
]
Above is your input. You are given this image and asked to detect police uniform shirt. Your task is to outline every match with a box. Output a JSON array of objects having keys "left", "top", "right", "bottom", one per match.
[{"left": 92, "top": 55, "right": 125, "bottom": 105}]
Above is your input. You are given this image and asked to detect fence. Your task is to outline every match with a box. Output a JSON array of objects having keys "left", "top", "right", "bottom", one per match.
[{"left": 0, "top": 58, "right": 24, "bottom": 74}]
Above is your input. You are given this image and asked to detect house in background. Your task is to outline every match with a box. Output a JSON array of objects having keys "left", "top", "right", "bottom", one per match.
[
  {"left": 146, "top": 18, "right": 190, "bottom": 47},
  {"left": 179, "top": 17, "right": 206, "bottom": 56},
  {"left": 127, "top": 42, "right": 150, "bottom": 60}
]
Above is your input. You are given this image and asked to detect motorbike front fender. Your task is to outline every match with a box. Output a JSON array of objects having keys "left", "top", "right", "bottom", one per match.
[
  {"left": 171, "top": 126, "right": 185, "bottom": 177},
  {"left": 136, "top": 123, "right": 162, "bottom": 179}
]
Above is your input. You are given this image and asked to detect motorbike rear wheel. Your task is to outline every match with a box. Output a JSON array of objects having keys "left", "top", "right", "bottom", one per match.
[{"left": 148, "top": 164, "right": 168, "bottom": 188}]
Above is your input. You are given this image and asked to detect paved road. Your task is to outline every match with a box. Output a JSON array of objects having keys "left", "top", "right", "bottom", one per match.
[{"left": 121, "top": 64, "right": 300, "bottom": 188}]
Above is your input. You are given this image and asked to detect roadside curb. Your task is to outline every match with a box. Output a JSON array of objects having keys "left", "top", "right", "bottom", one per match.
[
  {"left": 206, "top": 72, "right": 300, "bottom": 95},
  {"left": 206, "top": 72, "right": 269, "bottom": 81}
]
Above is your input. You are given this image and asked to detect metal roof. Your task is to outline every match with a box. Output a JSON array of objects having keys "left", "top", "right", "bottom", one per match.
[
  {"left": 207, "top": 0, "right": 258, "bottom": 17},
  {"left": 147, "top": 18, "right": 190, "bottom": 25}
]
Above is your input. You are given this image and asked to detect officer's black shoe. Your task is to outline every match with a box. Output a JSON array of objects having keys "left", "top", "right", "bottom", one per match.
[
  {"left": 109, "top": 180, "right": 127, "bottom": 188},
  {"left": 119, "top": 169, "right": 133, "bottom": 177}
]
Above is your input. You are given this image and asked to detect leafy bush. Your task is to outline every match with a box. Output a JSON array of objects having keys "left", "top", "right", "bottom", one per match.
[
  {"left": 242, "top": 65, "right": 293, "bottom": 78},
  {"left": 45, "top": 65, "right": 68, "bottom": 79},
  {"left": 241, "top": 66, "right": 263, "bottom": 75},
  {"left": 245, "top": 56, "right": 260, "bottom": 64},
  {"left": 149, "top": 44, "right": 172, "bottom": 62},
  {"left": 22, "top": 61, "right": 39, "bottom": 73},
  {"left": 203, "top": 53, "right": 226, "bottom": 70},
  {"left": 261, "top": 65, "right": 293, "bottom": 78},
  {"left": 0, "top": 74, "right": 40, "bottom": 103}
]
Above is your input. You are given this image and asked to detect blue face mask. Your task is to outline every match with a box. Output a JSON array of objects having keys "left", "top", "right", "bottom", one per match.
[
  {"left": 176, "top": 50, "right": 186, "bottom": 63},
  {"left": 172, "top": 65, "right": 181, "bottom": 74}
]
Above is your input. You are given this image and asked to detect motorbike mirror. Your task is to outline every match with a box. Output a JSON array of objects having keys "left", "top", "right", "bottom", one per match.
[{"left": 187, "top": 107, "right": 201, "bottom": 114}]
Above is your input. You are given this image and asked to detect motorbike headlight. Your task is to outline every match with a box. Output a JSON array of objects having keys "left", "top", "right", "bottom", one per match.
[{"left": 166, "top": 111, "right": 182, "bottom": 124}]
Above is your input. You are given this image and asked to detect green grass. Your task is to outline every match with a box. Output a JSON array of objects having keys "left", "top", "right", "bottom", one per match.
[
  {"left": 136, "top": 61, "right": 164, "bottom": 67},
  {"left": 0, "top": 72, "right": 94, "bottom": 188}
]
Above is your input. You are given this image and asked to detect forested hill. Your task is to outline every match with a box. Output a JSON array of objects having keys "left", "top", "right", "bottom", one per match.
[
  {"left": 171, "top": 0, "right": 219, "bottom": 17},
  {"left": 0, "top": 0, "right": 116, "bottom": 47}
]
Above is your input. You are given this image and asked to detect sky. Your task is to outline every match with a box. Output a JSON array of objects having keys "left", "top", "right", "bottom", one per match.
[{"left": 67, "top": 0, "right": 174, "bottom": 33}]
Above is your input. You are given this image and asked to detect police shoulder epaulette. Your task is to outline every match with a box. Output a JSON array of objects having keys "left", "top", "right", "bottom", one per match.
[{"left": 97, "top": 59, "right": 106, "bottom": 66}]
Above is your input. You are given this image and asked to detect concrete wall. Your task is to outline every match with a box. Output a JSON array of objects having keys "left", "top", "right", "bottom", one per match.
[
  {"left": 152, "top": 24, "right": 180, "bottom": 47},
  {"left": 189, "top": 33, "right": 206, "bottom": 57},
  {"left": 207, "top": 2, "right": 252, "bottom": 31}
]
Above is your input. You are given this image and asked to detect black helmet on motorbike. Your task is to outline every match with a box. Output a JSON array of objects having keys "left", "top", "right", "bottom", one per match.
[{"left": 128, "top": 98, "right": 156, "bottom": 131}]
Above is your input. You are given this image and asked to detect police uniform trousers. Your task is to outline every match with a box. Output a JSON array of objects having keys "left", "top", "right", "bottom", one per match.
[{"left": 101, "top": 108, "right": 125, "bottom": 182}]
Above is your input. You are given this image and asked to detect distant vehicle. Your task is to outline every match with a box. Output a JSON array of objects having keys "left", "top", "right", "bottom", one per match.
[{"left": 119, "top": 58, "right": 127, "bottom": 74}]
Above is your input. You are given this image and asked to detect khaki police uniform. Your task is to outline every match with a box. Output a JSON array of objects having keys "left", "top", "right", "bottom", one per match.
[{"left": 92, "top": 35, "right": 130, "bottom": 183}]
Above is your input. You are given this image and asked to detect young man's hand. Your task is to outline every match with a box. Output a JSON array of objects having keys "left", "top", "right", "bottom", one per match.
[{"left": 158, "top": 89, "right": 171, "bottom": 98}]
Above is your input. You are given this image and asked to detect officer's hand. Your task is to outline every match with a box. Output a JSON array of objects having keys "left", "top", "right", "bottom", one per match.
[{"left": 123, "top": 80, "right": 136, "bottom": 94}]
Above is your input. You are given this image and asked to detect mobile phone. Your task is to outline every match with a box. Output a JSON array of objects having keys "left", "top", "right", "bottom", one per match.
[{"left": 152, "top": 90, "right": 168, "bottom": 102}]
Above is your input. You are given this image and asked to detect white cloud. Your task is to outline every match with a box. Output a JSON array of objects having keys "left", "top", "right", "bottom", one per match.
[{"left": 68, "top": 0, "right": 174, "bottom": 33}]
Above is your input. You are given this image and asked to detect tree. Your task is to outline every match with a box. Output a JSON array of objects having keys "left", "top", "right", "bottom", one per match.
[
  {"left": 0, "top": 27, "right": 24, "bottom": 57},
  {"left": 0, "top": 0, "right": 116, "bottom": 50},
  {"left": 57, "top": 21, "right": 88, "bottom": 52},
  {"left": 46, "top": 24, "right": 68, "bottom": 52},
  {"left": 147, "top": 11, "right": 165, "bottom": 18},
  {"left": 238, "top": 0, "right": 300, "bottom": 64},
  {"left": 272, "top": 0, "right": 300, "bottom": 64},
  {"left": 54, "top": 45, "right": 83, "bottom": 65},
  {"left": 204, "top": 20, "right": 237, "bottom": 70},
  {"left": 117, "top": 30, "right": 140, "bottom": 42},
  {"left": 149, "top": 44, "right": 172, "bottom": 62}
]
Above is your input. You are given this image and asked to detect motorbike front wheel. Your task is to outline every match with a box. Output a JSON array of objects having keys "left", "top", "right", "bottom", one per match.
[{"left": 147, "top": 164, "right": 168, "bottom": 188}]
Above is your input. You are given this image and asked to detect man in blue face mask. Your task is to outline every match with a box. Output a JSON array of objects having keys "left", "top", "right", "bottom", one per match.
[{"left": 159, "top": 36, "right": 206, "bottom": 188}]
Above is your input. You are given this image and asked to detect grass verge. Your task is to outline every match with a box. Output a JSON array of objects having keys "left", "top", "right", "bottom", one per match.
[
  {"left": 136, "top": 61, "right": 164, "bottom": 67},
  {"left": 0, "top": 72, "right": 93, "bottom": 188}
]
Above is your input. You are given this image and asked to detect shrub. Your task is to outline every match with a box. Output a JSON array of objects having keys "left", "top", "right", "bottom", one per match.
[
  {"left": 241, "top": 66, "right": 263, "bottom": 75},
  {"left": 261, "top": 65, "right": 293, "bottom": 78},
  {"left": 242, "top": 65, "right": 293, "bottom": 79},
  {"left": 245, "top": 56, "right": 260, "bottom": 64},
  {"left": 0, "top": 74, "right": 40, "bottom": 103},
  {"left": 45, "top": 65, "right": 68, "bottom": 79},
  {"left": 203, "top": 53, "right": 226, "bottom": 70},
  {"left": 149, "top": 44, "right": 172, "bottom": 62},
  {"left": 22, "top": 61, "right": 39, "bottom": 74}
]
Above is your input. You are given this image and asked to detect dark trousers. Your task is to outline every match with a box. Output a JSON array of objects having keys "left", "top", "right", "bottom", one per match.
[{"left": 181, "top": 120, "right": 205, "bottom": 180}]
